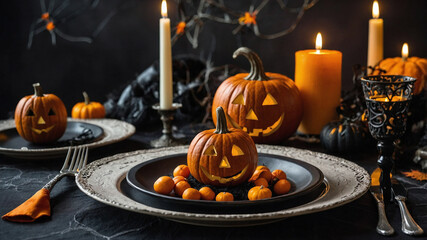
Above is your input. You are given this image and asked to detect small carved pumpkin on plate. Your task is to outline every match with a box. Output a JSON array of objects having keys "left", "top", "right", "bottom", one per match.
[
  {"left": 212, "top": 47, "right": 303, "bottom": 144},
  {"left": 187, "top": 107, "right": 258, "bottom": 187},
  {"left": 14, "top": 83, "right": 67, "bottom": 144}
]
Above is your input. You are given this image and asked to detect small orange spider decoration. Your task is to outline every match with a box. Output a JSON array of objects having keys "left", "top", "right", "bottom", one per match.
[
  {"left": 176, "top": 21, "right": 186, "bottom": 35},
  {"left": 27, "top": 0, "right": 94, "bottom": 49},
  {"left": 41, "top": 12, "right": 50, "bottom": 20},
  {"left": 46, "top": 21, "right": 55, "bottom": 31},
  {"left": 239, "top": 12, "right": 257, "bottom": 26},
  {"left": 39, "top": 12, "right": 55, "bottom": 31}
]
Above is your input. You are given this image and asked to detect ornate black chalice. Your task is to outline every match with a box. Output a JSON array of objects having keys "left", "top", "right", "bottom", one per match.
[{"left": 361, "top": 75, "right": 416, "bottom": 203}]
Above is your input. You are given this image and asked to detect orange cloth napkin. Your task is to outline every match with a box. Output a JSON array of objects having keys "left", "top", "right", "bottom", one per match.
[{"left": 2, "top": 188, "right": 51, "bottom": 222}]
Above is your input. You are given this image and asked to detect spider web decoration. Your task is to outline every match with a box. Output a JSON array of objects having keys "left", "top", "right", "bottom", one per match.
[{"left": 171, "top": 0, "right": 319, "bottom": 48}]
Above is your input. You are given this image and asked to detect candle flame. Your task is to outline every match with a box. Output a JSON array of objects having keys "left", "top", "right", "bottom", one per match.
[
  {"left": 372, "top": 1, "right": 379, "bottom": 19},
  {"left": 161, "top": 0, "right": 167, "bottom": 18},
  {"left": 315, "top": 32, "right": 322, "bottom": 51},
  {"left": 402, "top": 43, "right": 409, "bottom": 60}
]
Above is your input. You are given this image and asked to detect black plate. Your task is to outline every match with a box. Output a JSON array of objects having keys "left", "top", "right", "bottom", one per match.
[
  {"left": 126, "top": 153, "right": 325, "bottom": 214},
  {"left": 0, "top": 122, "right": 104, "bottom": 149}
]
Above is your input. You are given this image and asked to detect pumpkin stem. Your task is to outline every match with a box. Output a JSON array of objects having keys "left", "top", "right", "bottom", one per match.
[
  {"left": 214, "top": 107, "right": 231, "bottom": 134},
  {"left": 33, "top": 83, "right": 44, "bottom": 97},
  {"left": 233, "top": 47, "right": 270, "bottom": 81},
  {"left": 83, "top": 91, "right": 90, "bottom": 105}
]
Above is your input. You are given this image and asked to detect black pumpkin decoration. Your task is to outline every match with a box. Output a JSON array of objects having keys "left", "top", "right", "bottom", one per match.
[{"left": 320, "top": 120, "right": 367, "bottom": 153}]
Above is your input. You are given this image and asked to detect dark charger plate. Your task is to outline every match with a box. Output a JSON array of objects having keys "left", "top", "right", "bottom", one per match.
[
  {"left": 125, "top": 153, "right": 325, "bottom": 214},
  {"left": 0, "top": 122, "right": 104, "bottom": 149}
]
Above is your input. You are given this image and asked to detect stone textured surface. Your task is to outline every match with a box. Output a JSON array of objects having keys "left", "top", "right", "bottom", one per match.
[{"left": 1, "top": 128, "right": 427, "bottom": 239}]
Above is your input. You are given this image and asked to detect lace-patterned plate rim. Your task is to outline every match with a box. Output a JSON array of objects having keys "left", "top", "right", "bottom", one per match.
[
  {"left": 76, "top": 145, "right": 370, "bottom": 226},
  {"left": 0, "top": 118, "right": 135, "bottom": 159}
]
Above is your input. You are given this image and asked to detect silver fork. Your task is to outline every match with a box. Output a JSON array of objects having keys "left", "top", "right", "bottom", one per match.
[{"left": 43, "top": 146, "right": 88, "bottom": 192}]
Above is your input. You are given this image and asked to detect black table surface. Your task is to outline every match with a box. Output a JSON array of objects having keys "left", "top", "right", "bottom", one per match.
[{"left": 1, "top": 123, "right": 426, "bottom": 240}]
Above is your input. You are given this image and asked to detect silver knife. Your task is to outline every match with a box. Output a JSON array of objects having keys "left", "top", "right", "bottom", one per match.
[
  {"left": 370, "top": 185, "right": 395, "bottom": 235},
  {"left": 391, "top": 178, "right": 424, "bottom": 236},
  {"left": 370, "top": 169, "right": 394, "bottom": 235}
]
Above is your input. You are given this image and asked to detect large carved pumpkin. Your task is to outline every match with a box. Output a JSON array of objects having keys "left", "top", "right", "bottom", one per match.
[
  {"left": 372, "top": 57, "right": 427, "bottom": 95},
  {"left": 187, "top": 107, "right": 258, "bottom": 187},
  {"left": 212, "top": 47, "right": 303, "bottom": 144},
  {"left": 15, "top": 83, "right": 67, "bottom": 144}
]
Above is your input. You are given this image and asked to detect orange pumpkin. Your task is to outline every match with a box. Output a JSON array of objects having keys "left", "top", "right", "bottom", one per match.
[
  {"left": 248, "top": 185, "right": 272, "bottom": 200},
  {"left": 15, "top": 83, "right": 67, "bottom": 144},
  {"left": 248, "top": 165, "right": 272, "bottom": 182},
  {"left": 212, "top": 47, "right": 303, "bottom": 144},
  {"left": 271, "top": 169, "right": 287, "bottom": 182},
  {"left": 215, "top": 192, "right": 234, "bottom": 201},
  {"left": 253, "top": 177, "right": 269, "bottom": 187},
  {"left": 71, "top": 92, "right": 105, "bottom": 119},
  {"left": 187, "top": 107, "right": 258, "bottom": 187},
  {"left": 372, "top": 57, "right": 427, "bottom": 95}
]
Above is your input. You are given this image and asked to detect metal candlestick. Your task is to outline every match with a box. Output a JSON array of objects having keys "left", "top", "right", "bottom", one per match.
[
  {"left": 361, "top": 75, "right": 416, "bottom": 203},
  {"left": 150, "top": 103, "right": 185, "bottom": 148}
]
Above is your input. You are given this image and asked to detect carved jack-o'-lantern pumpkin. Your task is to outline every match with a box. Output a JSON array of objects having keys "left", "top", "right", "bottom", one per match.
[
  {"left": 15, "top": 83, "right": 67, "bottom": 144},
  {"left": 212, "top": 47, "right": 303, "bottom": 144},
  {"left": 187, "top": 107, "right": 258, "bottom": 187}
]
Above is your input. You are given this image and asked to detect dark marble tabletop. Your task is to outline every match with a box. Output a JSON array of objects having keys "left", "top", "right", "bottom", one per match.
[{"left": 1, "top": 124, "right": 426, "bottom": 240}]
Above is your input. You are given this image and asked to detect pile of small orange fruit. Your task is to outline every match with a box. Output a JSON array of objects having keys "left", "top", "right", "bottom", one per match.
[
  {"left": 247, "top": 166, "right": 291, "bottom": 200},
  {"left": 153, "top": 164, "right": 291, "bottom": 201},
  {"left": 153, "top": 164, "right": 233, "bottom": 201}
]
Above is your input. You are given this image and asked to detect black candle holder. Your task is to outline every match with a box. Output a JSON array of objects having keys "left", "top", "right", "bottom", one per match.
[
  {"left": 361, "top": 75, "right": 416, "bottom": 203},
  {"left": 150, "top": 103, "right": 185, "bottom": 148}
]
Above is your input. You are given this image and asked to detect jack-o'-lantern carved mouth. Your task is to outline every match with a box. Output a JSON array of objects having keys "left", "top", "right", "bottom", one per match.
[
  {"left": 31, "top": 125, "right": 55, "bottom": 134},
  {"left": 227, "top": 113, "right": 284, "bottom": 137},
  {"left": 201, "top": 165, "right": 248, "bottom": 184}
]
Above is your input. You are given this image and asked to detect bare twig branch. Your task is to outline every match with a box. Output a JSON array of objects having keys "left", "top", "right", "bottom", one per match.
[{"left": 173, "top": 0, "right": 318, "bottom": 45}]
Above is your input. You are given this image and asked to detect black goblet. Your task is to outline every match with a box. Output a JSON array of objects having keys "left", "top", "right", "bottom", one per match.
[{"left": 361, "top": 75, "right": 416, "bottom": 203}]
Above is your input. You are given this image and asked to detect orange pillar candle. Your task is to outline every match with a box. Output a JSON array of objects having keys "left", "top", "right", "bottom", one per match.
[{"left": 295, "top": 33, "right": 342, "bottom": 135}]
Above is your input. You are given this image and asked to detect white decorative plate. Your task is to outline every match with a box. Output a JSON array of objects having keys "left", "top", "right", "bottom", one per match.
[
  {"left": 76, "top": 145, "right": 370, "bottom": 227},
  {"left": 0, "top": 118, "right": 135, "bottom": 159}
]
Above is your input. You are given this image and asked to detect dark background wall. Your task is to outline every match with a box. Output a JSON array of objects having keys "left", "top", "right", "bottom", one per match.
[{"left": 1, "top": 0, "right": 426, "bottom": 120}]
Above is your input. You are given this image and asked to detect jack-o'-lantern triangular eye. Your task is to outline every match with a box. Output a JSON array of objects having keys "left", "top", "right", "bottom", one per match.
[
  {"left": 26, "top": 109, "right": 35, "bottom": 116},
  {"left": 231, "top": 145, "right": 244, "bottom": 156},
  {"left": 203, "top": 145, "right": 217, "bottom": 156},
  {"left": 48, "top": 109, "right": 55, "bottom": 116},
  {"left": 232, "top": 94, "right": 245, "bottom": 105},
  {"left": 262, "top": 93, "right": 278, "bottom": 105}
]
